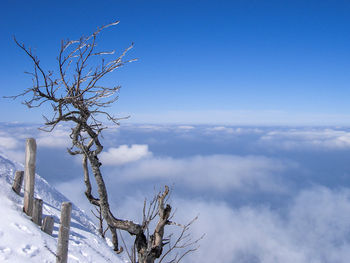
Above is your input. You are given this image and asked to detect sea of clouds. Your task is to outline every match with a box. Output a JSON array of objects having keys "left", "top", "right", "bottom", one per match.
[{"left": 1, "top": 122, "right": 350, "bottom": 262}]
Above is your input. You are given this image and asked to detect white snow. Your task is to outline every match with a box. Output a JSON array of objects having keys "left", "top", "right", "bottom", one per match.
[{"left": 0, "top": 153, "right": 126, "bottom": 263}]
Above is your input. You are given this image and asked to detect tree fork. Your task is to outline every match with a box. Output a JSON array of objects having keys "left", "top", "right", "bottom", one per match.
[{"left": 11, "top": 21, "right": 201, "bottom": 263}]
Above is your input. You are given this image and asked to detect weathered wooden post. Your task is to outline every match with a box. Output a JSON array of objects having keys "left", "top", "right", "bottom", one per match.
[
  {"left": 32, "top": 198, "right": 43, "bottom": 226},
  {"left": 42, "top": 216, "right": 54, "bottom": 235},
  {"left": 23, "top": 138, "right": 36, "bottom": 216},
  {"left": 56, "top": 202, "right": 72, "bottom": 263},
  {"left": 12, "top": 170, "right": 24, "bottom": 195}
]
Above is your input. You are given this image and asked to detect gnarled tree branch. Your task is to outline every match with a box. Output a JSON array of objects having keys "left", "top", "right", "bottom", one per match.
[{"left": 8, "top": 20, "right": 201, "bottom": 263}]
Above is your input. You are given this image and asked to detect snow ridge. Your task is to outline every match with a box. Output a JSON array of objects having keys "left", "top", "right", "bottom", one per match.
[{"left": 0, "top": 153, "right": 125, "bottom": 263}]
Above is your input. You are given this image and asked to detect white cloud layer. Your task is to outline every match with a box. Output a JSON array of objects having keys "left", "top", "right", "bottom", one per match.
[
  {"left": 4, "top": 123, "right": 350, "bottom": 262},
  {"left": 114, "top": 155, "right": 292, "bottom": 193},
  {"left": 36, "top": 128, "right": 71, "bottom": 148},
  {"left": 169, "top": 187, "right": 350, "bottom": 263},
  {"left": 0, "top": 136, "right": 19, "bottom": 150},
  {"left": 100, "top": 144, "right": 152, "bottom": 165},
  {"left": 260, "top": 129, "right": 350, "bottom": 150},
  {"left": 74, "top": 186, "right": 350, "bottom": 263},
  {"left": 0, "top": 136, "right": 23, "bottom": 163}
]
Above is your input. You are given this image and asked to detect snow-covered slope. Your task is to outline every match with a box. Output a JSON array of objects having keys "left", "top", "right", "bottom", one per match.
[{"left": 0, "top": 153, "right": 125, "bottom": 263}]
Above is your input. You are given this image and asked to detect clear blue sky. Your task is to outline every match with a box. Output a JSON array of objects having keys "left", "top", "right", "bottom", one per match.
[{"left": 1, "top": 0, "right": 350, "bottom": 125}]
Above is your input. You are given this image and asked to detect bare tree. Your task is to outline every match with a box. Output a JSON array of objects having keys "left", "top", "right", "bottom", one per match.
[{"left": 9, "top": 21, "right": 202, "bottom": 262}]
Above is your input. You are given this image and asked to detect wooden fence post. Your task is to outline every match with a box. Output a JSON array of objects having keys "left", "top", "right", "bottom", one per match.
[
  {"left": 32, "top": 198, "right": 43, "bottom": 226},
  {"left": 42, "top": 216, "right": 54, "bottom": 235},
  {"left": 56, "top": 202, "right": 72, "bottom": 263},
  {"left": 23, "top": 138, "right": 37, "bottom": 216},
  {"left": 12, "top": 170, "right": 24, "bottom": 195}
]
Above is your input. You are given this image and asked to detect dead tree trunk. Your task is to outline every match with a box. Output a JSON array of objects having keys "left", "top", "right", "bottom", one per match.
[
  {"left": 88, "top": 152, "right": 172, "bottom": 262},
  {"left": 23, "top": 138, "right": 36, "bottom": 216}
]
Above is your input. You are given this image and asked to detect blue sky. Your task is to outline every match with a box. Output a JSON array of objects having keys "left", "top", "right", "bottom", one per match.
[{"left": 1, "top": 0, "right": 350, "bottom": 124}]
